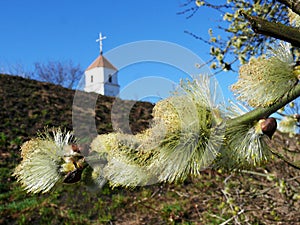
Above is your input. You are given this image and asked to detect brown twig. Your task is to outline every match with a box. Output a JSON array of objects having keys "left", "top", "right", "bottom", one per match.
[
  {"left": 240, "top": 11, "right": 300, "bottom": 48},
  {"left": 277, "top": 0, "right": 300, "bottom": 15}
]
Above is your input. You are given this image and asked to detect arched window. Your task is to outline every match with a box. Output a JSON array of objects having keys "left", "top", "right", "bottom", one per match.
[
  {"left": 91, "top": 75, "right": 93, "bottom": 83},
  {"left": 108, "top": 75, "right": 112, "bottom": 83}
]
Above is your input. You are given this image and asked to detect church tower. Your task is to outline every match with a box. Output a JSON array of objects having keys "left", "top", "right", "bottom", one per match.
[{"left": 84, "top": 33, "right": 120, "bottom": 97}]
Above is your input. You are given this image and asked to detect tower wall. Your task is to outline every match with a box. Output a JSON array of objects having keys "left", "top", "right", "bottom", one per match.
[{"left": 84, "top": 63, "right": 119, "bottom": 97}]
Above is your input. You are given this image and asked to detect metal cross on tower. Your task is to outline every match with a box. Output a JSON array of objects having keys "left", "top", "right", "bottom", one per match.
[{"left": 96, "top": 32, "right": 107, "bottom": 55}]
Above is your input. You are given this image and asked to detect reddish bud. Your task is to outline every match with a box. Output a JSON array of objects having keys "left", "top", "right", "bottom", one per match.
[
  {"left": 63, "top": 168, "right": 83, "bottom": 184},
  {"left": 71, "top": 144, "right": 81, "bottom": 153},
  {"left": 261, "top": 117, "right": 277, "bottom": 139}
]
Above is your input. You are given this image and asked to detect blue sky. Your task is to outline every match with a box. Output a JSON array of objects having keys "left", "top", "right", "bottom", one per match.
[{"left": 0, "top": 0, "right": 236, "bottom": 101}]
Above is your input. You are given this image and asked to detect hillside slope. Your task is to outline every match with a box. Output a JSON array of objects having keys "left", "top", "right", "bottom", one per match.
[
  {"left": 0, "top": 73, "right": 153, "bottom": 150},
  {"left": 1, "top": 74, "right": 300, "bottom": 224}
]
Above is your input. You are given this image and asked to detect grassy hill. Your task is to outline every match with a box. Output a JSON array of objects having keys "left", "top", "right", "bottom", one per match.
[{"left": 1, "top": 73, "right": 300, "bottom": 224}]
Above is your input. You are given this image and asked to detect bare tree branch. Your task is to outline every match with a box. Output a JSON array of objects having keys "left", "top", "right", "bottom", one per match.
[
  {"left": 34, "top": 60, "right": 83, "bottom": 89},
  {"left": 277, "top": 0, "right": 300, "bottom": 15},
  {"left": 241, "top": 11, "right": 300, "bottom": 47}
]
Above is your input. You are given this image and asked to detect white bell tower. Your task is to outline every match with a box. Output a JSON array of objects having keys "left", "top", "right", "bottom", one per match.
[{"left": 84, "top": 33, "right": 120, "bottom": 97}]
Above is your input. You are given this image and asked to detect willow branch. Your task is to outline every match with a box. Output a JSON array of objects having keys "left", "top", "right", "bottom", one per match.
[
  {"left": 269, "top": 147, "right": 300, "bottom": 170},
  {"left": 276, "top": 0, "right": 300, "bottom": 15},
  {"left": 241, "top": 12, "right": 300, "bottom": 48},
  {"left": 228, "top": 83, "right": 300, "bottom": 127}
]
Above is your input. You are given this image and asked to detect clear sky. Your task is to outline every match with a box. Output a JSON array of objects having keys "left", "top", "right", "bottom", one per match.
[{"left": 0, "top": 0, "right": 236, "bottom": 101}]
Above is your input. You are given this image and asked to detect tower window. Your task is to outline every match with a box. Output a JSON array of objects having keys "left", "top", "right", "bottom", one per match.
[
  {"left": 108, "top": 75, "right": 112, "bottom": 83},
  {"left": 91, "top": 75, "right": 93, "bottom": 83}
]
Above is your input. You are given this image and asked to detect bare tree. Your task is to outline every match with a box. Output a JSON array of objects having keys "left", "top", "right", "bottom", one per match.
[
  {"left": 34, "top": 60, "right": 83, "bottom": 89},
  {"left": 3, "top": 62, "right": 33, "bottom": 78}
]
